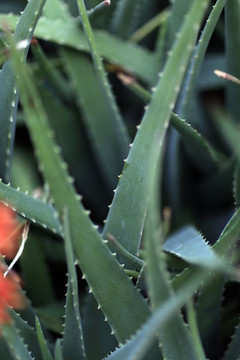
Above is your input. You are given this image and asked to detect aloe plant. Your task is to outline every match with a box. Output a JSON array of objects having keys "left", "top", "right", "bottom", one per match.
[{"left": 0, "top": 0, "right": 239, "bottom": 359}]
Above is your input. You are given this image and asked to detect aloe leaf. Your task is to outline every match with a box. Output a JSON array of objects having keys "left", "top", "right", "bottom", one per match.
[
  {"left": 118, "top": 79, "right": 222, "bottom": 166},
  {"left": 225, "top": 0, "right": 240, "bottom": 120},
  {"left": 0, "top": 14, "right": 157, "bottom": 85},
  {"left": 0, "top": 180, "right": 61, "bottom": 235},
  {"left": 2, "top": 324, "right": 34, "bottom": 360},
  {"left": 62, "top": 209, "right": 86, "bottom": 360},
  {"left": 76, "top": 0, "right": 130, "bottom": 159},
  {"left": 223, "top": 320, "right": 240, "bottom": 360},
  {"left": 9, "top": 310, "right": 42, "bottom": 360},
  {"left": 110, "top": 0, "right": 148, "bottom": 38},
  {"left": 35, "top": 317, "right": 54, "bottom": 360},
  {"left": 43, "top": 0, "right": 70, "bottom": 20},
  {"left": 166, "top": 0, "right": 192, "bottom": 49},
  {"left": 186, "top": 300, "right": 206, "bottom": 360},
  {"left": 61, "top": 49, "right": 125, "bottom": 189},
  {"left": 35, "top": 303, "right": 64, "bottom": 334},
  {"left": 0, "top": 338, "right": 13, "bottom": 360},
  {"left": 172, "top": 207, "right": 240, "bottom": 291},
  {"left": 196, "top": 273, "right": 225, "bottom": 359},
  {"left": 145, "top": 157, "right": 198, "bottom": 359},
  {"left": 145, "top": 185, "right": 199, "bottom": 358},
  {"left": 54, "top": 340, "right": 64, "bottom": 360},
  {"left": 163, "top": 225, "right": 223, "bottom": 269},
  {"left": 233, "top": 164, "right": 240, "bottom": 207},
  {"left": 177, "top": 0, "right": 226, "bottom": 119},
  {"left": 9, "top": 31, "right": 153, "bottom": 344},
  {"left": 0, "top": 0, "right": 46, "bottom": 182},
  {"left": 103, "top": 0, "right": 211, "bottom": 257},
  {"left": 82, "top": 294, "right": 118, "bottom": 360},
  {"left": 37, "top": 86, "right": 108, "bottom": 218},
  {"left": 105, "top": 269, "right": 209, "bottom": 360}
]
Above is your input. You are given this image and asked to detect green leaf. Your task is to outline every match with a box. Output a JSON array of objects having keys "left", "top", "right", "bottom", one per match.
[
  {"left": 223, "top": 320, "right": 240, "bottom": 360},
  {"left": 35, "top": 317, "right": 54, "bottom": 360},
  {"left": 54, "top": 340, "right": 64, "bottom": 360},
  {"left": 105, "top": 269, "right": 209, "bottom": 360},
  {"left": 103, "top": 0, "right": 211, "bottom": 258},
  {"left": 9, "top": 310, "right": 42, "bottom": 360},
  {"left": 2, "top": 324, "right": 34, "bottom": 360},
  {"left": 163, "top": 225, "right": 222, "bottom": 268},
  {"left": 0, "top": 14, "right": 157, "bottom": 85},
  {"left": 0, "top": 0, "right": 46, "bottom": 182},
  {"left": 225, "top": 0, "right": 240, "bottom": 120},
  {"left": 9, "top": 28, "right": 153, "bottom": 344},
  {"left": 0, "top": 180, "right": 61, "bottom": 235},
  {"left": 62, "top": 208, "right": 86, "bottom": 360},
  {"left": 61, "top": 50, "right": 125, "bottom": 189},
  {"left": 144, "top": 161, "right": 199, "bottom": 359},
  {"left": 110, "top": 0, "right": 148, "bottom": 38}
]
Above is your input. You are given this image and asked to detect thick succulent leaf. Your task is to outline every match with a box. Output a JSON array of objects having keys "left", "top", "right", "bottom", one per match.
[
  {"left": 2, "top": 324, "right": 34, "bottom": 360},
  {"left": 118, "top": 81, "right": 222, "bottom": 167},
  {"left": 35, "top": 317, "right": 54, "bottom": 360},
  {"left": 0, "top": 338, "right": 14, "bottom": 360},
  {"left": 225, "top": 0, "right": 240, "bottom": 120},
  {"left": 0, "top": 180, "right": 61, "bottom": 235},
  {"left": 166, "top": 0, "right": 192, "bottom": 49},
  {"left": 110, "top": 0, "right": 148, "bottom": 38},
  {"left": 62, "top": 209, "right": 86, "bottom": 360},
  {"left": 196, "top": 273, "right": 225, "bottom": 359},
  {"left": 81, "top": 294, "right": 118, "bottom": 360},
  {"left": 76, "top": 0, "right": 130, "bottom": 160},
  {"left": 0, "top": 0, "right": 46, "bottom": 182},
  {"left": 9, "top": 32, "right": 153, "bottom": 345},
  {"left": 10, "top": 310, "right": 42, "bottom": 360},
  {"left": 54, "top": 340, "right": 64, "bottom": 360},
  {"left": 105, "top": 269, "right": 209, "bottom": 360},
  {"left": 172, "top": 207, "right": 240, "bottom": 291},
  {"left": 61, "top": 50, "right": 125, "bottom": 190},
  {"left": 223, "top": 320, "right": 240, "bottom": 360},
  {"left": 163, "top": 225, "right": 223, "bottom": 269},
  {"left": 43, "top": 0, "right": 70, "bottom": 20},
  {"left": 103, "top": 0, "right": 211, "bottom": 258},
  {"left": 145, "top": 188, "right": 199, "bottom": 358},
  {"left": 0, "top": 14, "right": 157, "bottom": 85},
  {"left": 233, "top": 164, "right": 240, "bottom": 207},
  {"left": 177, "top": 0, "right": 226, "bottom": 119}
]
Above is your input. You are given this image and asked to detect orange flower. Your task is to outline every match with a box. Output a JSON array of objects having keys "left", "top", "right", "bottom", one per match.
[
  {"left": 0, "top": 203, "right": 22, "bottom": 259},
  {"left": 0, "top": 267, "right": 25, "bottom": 326}
]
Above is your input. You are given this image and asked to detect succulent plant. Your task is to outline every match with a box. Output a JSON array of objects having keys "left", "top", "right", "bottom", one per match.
[{"left": 0, "top": 0, "right": 239, "bottom": 359}]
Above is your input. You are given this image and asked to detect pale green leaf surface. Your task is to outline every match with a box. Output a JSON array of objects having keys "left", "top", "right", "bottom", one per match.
[
  {"left": 163, "top": 225, "right": 221, "bottom": 268},
  {"left": 0, "top": 14, "right": 157, "bottom": 85},
  {"left": 2, "top": 324, "right": 34, "bottom": 360}
]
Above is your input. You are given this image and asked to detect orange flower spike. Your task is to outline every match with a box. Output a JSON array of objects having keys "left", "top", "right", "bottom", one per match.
[
  {"left": 0, "top": 268, "right": 25, "bottom": 327},
  {"left": 0, "top": 203, "right": 22, "bottom": 259}
]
